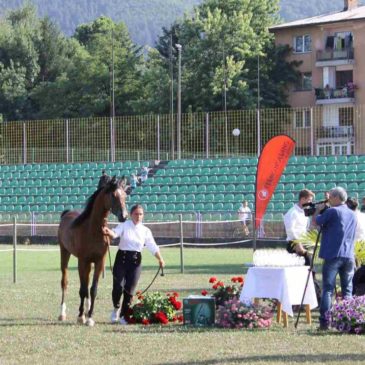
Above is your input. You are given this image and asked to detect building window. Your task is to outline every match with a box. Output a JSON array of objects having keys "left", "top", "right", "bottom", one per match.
[
  {"left": 296, "top": 73, "right": 312, "bottom": 91},
  {"left": 339, "top": 107, "right": 353, "bottom": 126},
  {"left": 294, "top": 35, "right": 312, "bottom": 53},
  {"left": 294, "top": 110, "right": 311, "bottom": 128}
]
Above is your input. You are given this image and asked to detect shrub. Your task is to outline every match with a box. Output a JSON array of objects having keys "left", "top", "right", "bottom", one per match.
[
  {"left": 128, "top": 291, "right": 183, "bottom": 325},
  {"left": 202, "top": 276, "right": 244, "bottom": 307},
  {"left": 216, "top": 297, "right": 273, "bottom": 329}
]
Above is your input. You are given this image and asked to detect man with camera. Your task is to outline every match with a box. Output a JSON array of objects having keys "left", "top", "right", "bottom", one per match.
[
  {"left": 284, "top": 189, "right": 315, "bottom": 264},
  {"left": 313, "top": 187, "right": 357, "bottom": 330}
]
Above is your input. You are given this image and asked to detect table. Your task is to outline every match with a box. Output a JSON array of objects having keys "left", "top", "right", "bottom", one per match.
[{"left": 240, "top": 266, "right": 318, "bottom": 325}]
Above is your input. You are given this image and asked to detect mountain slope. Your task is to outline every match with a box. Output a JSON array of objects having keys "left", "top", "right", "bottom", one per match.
[{"left": 1, "top": 0, "right": 364, "bottom": 45}]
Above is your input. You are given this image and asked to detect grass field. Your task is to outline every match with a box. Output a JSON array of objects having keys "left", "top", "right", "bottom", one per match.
[{"left": 1, "top": 245, "right": 365, "bottom": 365}]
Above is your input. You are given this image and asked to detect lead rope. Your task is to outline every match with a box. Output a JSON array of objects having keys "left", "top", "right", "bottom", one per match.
[{"left": 107, "top": 244, "right": 164, "bottom": 295}]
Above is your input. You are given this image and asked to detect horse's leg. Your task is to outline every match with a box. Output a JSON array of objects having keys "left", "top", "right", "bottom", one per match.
[
  {"left": 86, "top": 256, "right": 106, "bottom": 327},
  {"left": 77, "top": 260, "right": 92, "bottom": 325},
  {"left": 59, "top": 244, "right": 71, "bottom": 321}
]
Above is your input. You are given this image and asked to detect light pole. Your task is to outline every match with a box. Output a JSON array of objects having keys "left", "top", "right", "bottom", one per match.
[
  {"left": 223, "top": 45, "right": 228, "bottom": 156},
  {"left": 170, "top": 34, "right": 174, "bottom": 160},
  {"left": 257, "top": 54, "right": 261, "bottom": 156},
  {"left": 176, "top": 43, "right": 182, "bottom": 160}
]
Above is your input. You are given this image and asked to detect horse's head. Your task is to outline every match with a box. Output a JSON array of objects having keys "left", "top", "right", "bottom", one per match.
[{"left": 104, "top": 176, "right": 128, "bottom": 222}]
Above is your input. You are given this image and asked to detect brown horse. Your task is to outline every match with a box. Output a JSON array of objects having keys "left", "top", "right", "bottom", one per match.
[{"left": 58, "top": 176, "right": 128, "bottom": 326}]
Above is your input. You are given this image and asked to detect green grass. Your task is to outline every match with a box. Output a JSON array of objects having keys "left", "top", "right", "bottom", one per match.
[{"left": 1, "top": 245, "right": 365, "bottom": 365}]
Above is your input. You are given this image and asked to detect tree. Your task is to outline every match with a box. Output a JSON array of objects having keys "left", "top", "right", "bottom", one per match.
[{"left": 155, "top": 0, "right": 288, "bottom": 113}]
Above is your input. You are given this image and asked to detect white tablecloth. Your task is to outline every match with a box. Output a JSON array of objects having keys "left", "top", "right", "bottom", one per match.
[{"left": 239, "top": 266, "right": 318, "bottom": 316}]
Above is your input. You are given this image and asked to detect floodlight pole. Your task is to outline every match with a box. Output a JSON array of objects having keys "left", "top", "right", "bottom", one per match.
[{"left": 176, "top": 43, "right": 182, "bottom": 160}]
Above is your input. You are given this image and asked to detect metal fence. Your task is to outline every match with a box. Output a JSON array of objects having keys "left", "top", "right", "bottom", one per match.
[{"left": 0, "top": 105, "right": 361, "bottom": 164}]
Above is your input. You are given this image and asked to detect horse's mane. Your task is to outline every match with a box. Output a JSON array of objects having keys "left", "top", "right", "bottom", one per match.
[{"left": 71, "top": 187, "right": 103, "bottom": 228}]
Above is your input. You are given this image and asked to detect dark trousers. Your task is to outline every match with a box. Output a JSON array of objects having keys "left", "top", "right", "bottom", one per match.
[
  {"left": 112, "top": 250, "right": 142, "bottom": 317},
  {"left": 286, "top": 241, "right": 321, "bottom": 302},
  {"left": 286, "top": 241, "right": 312, "bottom": 266}
]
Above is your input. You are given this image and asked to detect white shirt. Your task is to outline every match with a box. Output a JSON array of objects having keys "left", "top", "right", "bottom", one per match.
[
  {"left": 112, "top": 220, "right": 159, "bottom": 255},
  {"left": 354, "top": 210, "right": 365, "bottom": 241},
  {"left": 283, "top": 204, "right": 310, "bottom": 241},
  {"left": 238, "top": 205, "right": 252, "bottom": 222}
]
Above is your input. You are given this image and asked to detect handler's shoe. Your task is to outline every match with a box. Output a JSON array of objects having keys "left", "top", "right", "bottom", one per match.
[
  {"left": 119, "top": 316, "right": 128, "bottom": 325},
  {"left": 110, "top": 308, "right": 120, "bottom": 324}
]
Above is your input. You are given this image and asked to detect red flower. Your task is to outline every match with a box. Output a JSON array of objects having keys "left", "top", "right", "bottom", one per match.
[
  {"left": 209, "top": 277, "right": 217, "bottom": 283},
  {"left": 169, "top": 296, "right": 182, "bottom": 310},
  {"left": 155, "top": 311, "right": 169, "bottom": 324},
  {"left": 237, "top": 277, "right": 244, "bottom": 283},
  {"left": 217, "top": 281, "right": 224, "bottom": 287},
  {"left": 126, "top": 317, "right": 136, "bottom": 324},
  {"left": 201, "top": 290, "right": 208, "bottom": 296},
  {"left": 173, "top": 292, "right": 179, "bottom": 298},
  {"left": 173, "top": 301, "right": 182, "bottom": 310},
  {"left": 212, "top": 284, "right": 218, "bottom": 290},
  {"left": 231, "top": 277, "right": 238, "bottom": 283},
  {"left": 141, "top": 318, "right": 150, "bottom": 325},
  {"left": 226, "top": 287, "right": 232, "bottom": 293},
  {"left": 177, "top": 315, "right": 184, "bottom": 322}
]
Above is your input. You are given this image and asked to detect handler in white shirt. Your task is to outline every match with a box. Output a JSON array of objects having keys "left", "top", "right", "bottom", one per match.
[
  {"left": 103, "top": 204, "right": 165, "bottom": 324},
  {"left": 283, "top": 189, "right": 315, "bottom": 264}
]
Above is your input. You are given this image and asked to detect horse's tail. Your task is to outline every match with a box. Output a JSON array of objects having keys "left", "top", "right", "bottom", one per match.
[{"left": 61, "top": 210, "right": 70, "bottom": 218}]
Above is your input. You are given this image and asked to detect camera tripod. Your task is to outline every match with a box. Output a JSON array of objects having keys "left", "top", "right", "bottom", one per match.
[{"left": 294, "top": 227, "right": 322, "bottom": 329}]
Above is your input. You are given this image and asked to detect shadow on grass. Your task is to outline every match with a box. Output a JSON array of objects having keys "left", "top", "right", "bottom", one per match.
[
  {"left": 154, "top": 353, "right": 365, "bottom": 365},
  {"left": 0, "top": 318, "right": 75, "bottom": 327},
  {"left": 42, "top": 264, "right": 250, "bottom": 275}
]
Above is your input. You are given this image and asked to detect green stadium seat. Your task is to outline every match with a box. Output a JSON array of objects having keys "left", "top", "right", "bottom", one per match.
[
  {"left": 195, "top": 203, "right": 205, "bottom": 211},
  {"left": 166, "top": 203, "right": 175, "bottom": 211},
  {"left": 223, "top": 203, "right": 233, "bottom": 211},
  {"left": 306, "top": 183, "right": 316, "bottom": 190},
  {"left": 294, "top": 183, "right": 305, "bottom": 190},
  {"left": 156, "top": 203, "right": 166, "bottom": 211},
  {"left": 347, "top": 173, "right": 357, "bottom": 181},
  {"left": 336, "top": 155, "right": 347, "bottom": 163},
  {"left": 348, "top": 155, "right": 358, "bottom": 163},
  {"left": 347, "top": 182, "right": 358, "bottom": 191},
  {"left": 176, "top": 194, "right": 186, "bottom": 202},
  {"left": 225, "top": 194, "right": 235, "bottom": 202}
]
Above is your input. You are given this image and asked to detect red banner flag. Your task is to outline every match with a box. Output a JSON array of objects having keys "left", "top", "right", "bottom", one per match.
[{"left": 255, "top": 135, "right": 296, "bottom": 229}]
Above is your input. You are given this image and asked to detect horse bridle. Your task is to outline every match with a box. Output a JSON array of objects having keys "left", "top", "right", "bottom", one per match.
[{"left": 109, "top": 188, "right": 127, "bottom": 222}]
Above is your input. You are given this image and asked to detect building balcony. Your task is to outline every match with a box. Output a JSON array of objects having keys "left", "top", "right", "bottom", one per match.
[
  {"left": 315, "top": 86, "right": 355, "bottom": 105},
  {"left": 317, "top": 125, "right": 354, "bottom": 139},
  {"left": 316, "top": 48, "right": 354, "bottom": 67}
]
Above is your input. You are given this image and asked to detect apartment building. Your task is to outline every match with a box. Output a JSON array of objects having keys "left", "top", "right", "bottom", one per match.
[{"left": 270, "top": 0, "right": 365, "bottom": 155}]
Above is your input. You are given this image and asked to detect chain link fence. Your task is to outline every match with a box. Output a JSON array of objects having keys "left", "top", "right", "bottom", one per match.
[{"left": 0, "top": 105, "right": 360, "bottom": 164}]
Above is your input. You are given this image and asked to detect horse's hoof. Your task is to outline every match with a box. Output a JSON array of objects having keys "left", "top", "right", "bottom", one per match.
[
  {"left": 58, "top": 315, "right": 66, "bottom": 321},
  {"left": 77, "top": 315, "right": 86, "bottom": 324},
  {"left": 86, "top": 318, "right": 95, "bottom": 327}
]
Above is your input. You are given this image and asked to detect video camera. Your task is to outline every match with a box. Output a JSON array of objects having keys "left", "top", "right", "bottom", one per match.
[{"left": 302, "top": 200, "right": 329, "bottom": 217}]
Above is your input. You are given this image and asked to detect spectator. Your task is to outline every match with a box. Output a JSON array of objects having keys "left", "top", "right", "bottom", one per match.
[
  {"left": 97, "top": 169, "right": 111, "bottom": 189},
  {"left": 313, "top": 187, "right": 357, "bottom": 330},
  {"left": 130, "top": 174, "right": 139, "bottom": 190},
  {"left": 140, "top": 166, "right": 150, "bottom": 183},
  {"left": 237, "top": 200, "right": 252, "bottom": 236}
]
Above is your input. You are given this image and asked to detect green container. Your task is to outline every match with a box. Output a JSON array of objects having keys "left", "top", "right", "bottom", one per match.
[{"left": 183, "top": 296, "right": 215, "bottom": 326}]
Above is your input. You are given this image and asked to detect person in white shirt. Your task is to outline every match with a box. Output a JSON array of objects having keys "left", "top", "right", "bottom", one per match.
[
  {"left": 103, "top": 204, "right": 165, "bottom": 324},
  {"left": 238, "top": 200, "right": 252, "bottom": 236},
  {"left": 283, "top": 189, "right": 315, "bottom": 264}
]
